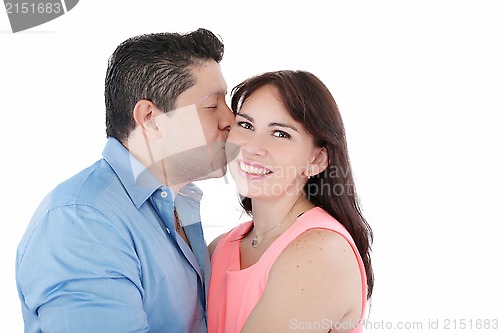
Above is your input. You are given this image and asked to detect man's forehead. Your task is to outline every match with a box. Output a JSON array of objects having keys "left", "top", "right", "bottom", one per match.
[
  {"left": 179, "top": 62, "right": 227, "bottom": 103},
  {"left": 191, "top": 61, "right": 227, "bottom": 91},
  {"left": 194, "top": 77, "right": 227, "bottom": 95},
  {"left": 176, "top": 87, "right": 226, "bottom": 107}
]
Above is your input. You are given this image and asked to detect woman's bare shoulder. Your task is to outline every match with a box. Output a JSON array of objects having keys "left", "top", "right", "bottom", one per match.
[
  {"left": 278, "top": 228, "right": 356, "bottom": 271},
  {"left": 208, "top": 232, "right": 228, "bottom": 259}
]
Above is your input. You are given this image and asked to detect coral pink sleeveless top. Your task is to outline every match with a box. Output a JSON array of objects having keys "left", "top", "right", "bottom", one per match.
[{"left": 207, "top": 207, "right": 367, "bottom": 333}]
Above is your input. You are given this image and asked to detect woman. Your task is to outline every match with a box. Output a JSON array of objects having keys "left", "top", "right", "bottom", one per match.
[{"left": 208, "top": 70, "right": 373, "bottom": 333}]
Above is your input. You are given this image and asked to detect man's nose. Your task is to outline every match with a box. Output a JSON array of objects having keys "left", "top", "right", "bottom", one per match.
[{"left": 219, "top": 103, "right": 234, "bottom": 132}]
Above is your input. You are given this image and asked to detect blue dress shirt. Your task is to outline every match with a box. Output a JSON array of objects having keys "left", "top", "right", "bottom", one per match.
[{"left": 16, "top": 138, "right": 211, "bottom": 333}]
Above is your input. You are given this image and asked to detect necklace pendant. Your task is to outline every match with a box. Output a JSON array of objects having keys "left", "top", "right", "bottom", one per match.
[{"left": 251, "top": 237, "right": 258, "bottom": 248}]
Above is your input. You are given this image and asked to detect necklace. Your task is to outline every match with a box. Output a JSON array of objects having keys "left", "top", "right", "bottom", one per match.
[{"left": 251, "top": 196, "right": 304, "bottom": 248}]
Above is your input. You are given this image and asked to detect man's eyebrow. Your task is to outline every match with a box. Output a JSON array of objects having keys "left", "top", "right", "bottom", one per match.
[
  {"left": 207, "top": 90, "right": 227, "bottom": 97},
  {"left": 236, "top": 113, "right": 299, "bottom": 132},
  {"left": 199, "top": 91, "right": 227, "bottom": 103}
]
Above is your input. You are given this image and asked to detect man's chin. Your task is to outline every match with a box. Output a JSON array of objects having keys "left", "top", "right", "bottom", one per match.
[
  {"left": 213, "top": 164, "right": 229, "bottom": 178},
  {"left": 195, "top": 163, "right": 228, "bottom": 182},
  {"left": 158, "top": 143, "right": 231, "bottom": 184}
]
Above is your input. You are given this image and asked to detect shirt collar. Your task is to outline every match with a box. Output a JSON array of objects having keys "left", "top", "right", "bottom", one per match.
[{"left": 102, "top": 138, "right": 203, "bottom": 208}]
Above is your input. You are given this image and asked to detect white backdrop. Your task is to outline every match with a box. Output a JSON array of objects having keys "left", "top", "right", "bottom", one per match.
[{"left": 1, "top": 1, "right": 499, "bottom": 332}]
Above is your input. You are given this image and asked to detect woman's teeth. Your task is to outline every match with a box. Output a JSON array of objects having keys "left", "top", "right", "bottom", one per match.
[{"left": 239, "top": 162, "right": 271, "bottom": 175}]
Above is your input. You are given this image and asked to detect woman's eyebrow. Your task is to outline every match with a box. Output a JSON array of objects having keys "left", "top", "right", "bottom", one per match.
[
  {"left": 268, "top": 122, "right": 298, "bottom": 132},
  {"left": 236, "top": 113, "right": 299, "bottom": 132},
  {"left": 236, "top": 113, "right": 254, "bottom": 122}
]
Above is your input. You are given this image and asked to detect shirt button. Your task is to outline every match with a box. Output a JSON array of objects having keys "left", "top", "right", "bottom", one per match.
[
  {"left": 160, "top": 191, "right": 168, "bottom": 198},
  {"left": 166, "top": 227, "right": 171, "bottom": 234}
]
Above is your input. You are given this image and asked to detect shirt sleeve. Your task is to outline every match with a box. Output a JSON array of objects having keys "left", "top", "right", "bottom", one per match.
[{"left": 16, "top": 203, "right": 149, "bottom": 333}]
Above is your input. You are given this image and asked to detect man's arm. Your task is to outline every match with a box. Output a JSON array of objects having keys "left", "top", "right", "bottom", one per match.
[{"left": 16, "top": 204, "right": 149, "bottom": 333}]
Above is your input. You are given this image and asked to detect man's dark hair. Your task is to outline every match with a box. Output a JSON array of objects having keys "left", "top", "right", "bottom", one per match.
[{"left": 105, "top": 28, "right": 224, "bottom": 141}]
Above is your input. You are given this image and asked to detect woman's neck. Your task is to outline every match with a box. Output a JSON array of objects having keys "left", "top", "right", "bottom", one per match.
[{"left": 250, "top": 194, "right": 313, "bottom": 237}]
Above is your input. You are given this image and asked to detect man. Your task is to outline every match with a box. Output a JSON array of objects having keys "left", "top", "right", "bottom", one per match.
[{"left": 16, "top": 28, "right": 234, "bottom": 333}]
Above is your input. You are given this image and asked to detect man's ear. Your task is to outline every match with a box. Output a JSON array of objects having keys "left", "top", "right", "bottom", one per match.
[
  {"left": 308, "top": 147, "right": 329, "bottom": 177},
  {"left": 133, "top": 100, "right": 160, "bottom": 138}
]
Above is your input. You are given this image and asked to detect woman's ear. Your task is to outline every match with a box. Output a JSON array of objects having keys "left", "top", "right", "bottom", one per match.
[
  {"left": 308, "top": 147, "right": 329, "bottom": 177},
  {"left": 133, "top": 100, "right": 160, "bottom": 138}
]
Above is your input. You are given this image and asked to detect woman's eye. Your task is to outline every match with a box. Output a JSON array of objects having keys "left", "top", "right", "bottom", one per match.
[
  {"left": 238, "top": 121, "right": 253, "bottom": 130},
  {"left": 272, "top": 130, "right": 291, "bottom": 139}
]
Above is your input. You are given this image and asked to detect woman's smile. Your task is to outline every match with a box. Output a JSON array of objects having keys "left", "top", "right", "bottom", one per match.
[{"left": 237, "top": 160, "right": 273, "bottom": 179}]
